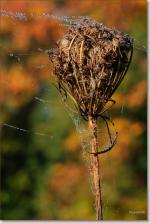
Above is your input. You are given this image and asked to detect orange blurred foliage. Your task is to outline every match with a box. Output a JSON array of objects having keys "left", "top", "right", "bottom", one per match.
[
  {"left": 126, "top": 81, "right": 147, "bottom": 108},
  {"left": 114, "top": 80, "right": 147, "bottom": 109},
  {"left": 0, "top": 66, "right": 38, "bottom": 104},
  {"left": 101, "top": 117, "right": 145, "bottom": 179},
  {"left": 64, "top": 131, "right": 80, "bottom": 151},
  {"left": 111, "top": 118, "right": 145, "bottom": 161},
  {"left": 62, "top": 0, "right": 146, "bottom": 30},
  {"left": 50, "top": 163, "right": 85, "bottom": 193}
]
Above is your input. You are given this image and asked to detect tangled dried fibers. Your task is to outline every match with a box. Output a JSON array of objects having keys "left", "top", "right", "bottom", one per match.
[{"left": 48, "top": 18, "right": 133, "bottom": 120}]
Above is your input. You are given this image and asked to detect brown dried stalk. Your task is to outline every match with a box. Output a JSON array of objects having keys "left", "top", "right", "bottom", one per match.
[
  {"left": 48, "top": 18, "right": 133, "bottom": 220},
  {"left": 89, "top": 116, "right": 103, "bottom": 220}
]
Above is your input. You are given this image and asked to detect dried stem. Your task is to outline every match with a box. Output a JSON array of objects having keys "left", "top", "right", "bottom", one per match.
[{"left": 88, "top": 116, "right": 103, "bottom": 220}]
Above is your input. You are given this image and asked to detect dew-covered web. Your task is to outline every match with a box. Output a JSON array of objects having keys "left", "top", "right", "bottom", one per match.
[{"left": 0, "top": 8, "right": 147, "bottom": 216}]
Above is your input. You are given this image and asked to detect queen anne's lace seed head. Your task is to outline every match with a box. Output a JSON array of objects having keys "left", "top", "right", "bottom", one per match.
[{"left": 48, "top": 18, "right": 133, "bottom": 119}]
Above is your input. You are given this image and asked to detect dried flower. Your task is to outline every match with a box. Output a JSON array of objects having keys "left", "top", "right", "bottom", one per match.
[{"left": 48, "top": 18, "right": 133, "bottom": 119}]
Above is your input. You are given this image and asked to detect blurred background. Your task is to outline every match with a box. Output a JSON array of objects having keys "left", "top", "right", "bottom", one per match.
[{"left": 0, "top": 0, "right": 147, "bottom": 220}]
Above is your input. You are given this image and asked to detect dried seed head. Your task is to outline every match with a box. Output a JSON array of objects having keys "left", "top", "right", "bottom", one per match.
[{"left": 48, "top": 18, "right": 133, "bottom": 119}]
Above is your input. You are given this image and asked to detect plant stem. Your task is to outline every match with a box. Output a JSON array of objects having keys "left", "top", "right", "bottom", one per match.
[{"left": 88, "top": 116, "right": 103, "bottom": 220}]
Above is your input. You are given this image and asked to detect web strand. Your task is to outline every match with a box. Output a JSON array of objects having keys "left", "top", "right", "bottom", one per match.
[{"left": 0, "top": 122, "right": 53, "bottom": 138}]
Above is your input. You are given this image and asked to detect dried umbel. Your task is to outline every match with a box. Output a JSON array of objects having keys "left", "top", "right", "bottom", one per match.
[
  {"left": 48, "top": 18, "right": 133, "bottom": 220},
  {"left": 48, "top": 18, "right": 133, "bottom": 120}
]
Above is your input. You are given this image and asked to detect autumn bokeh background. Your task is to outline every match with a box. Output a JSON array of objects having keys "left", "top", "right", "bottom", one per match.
[{"left": 0, "top": 0, "right": 147, "bottom": 220}]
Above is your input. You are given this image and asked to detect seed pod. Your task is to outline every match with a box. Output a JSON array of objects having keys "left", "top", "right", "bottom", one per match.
[{"left": 48, "top": 18, "right": 133, "bottom": 119}]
